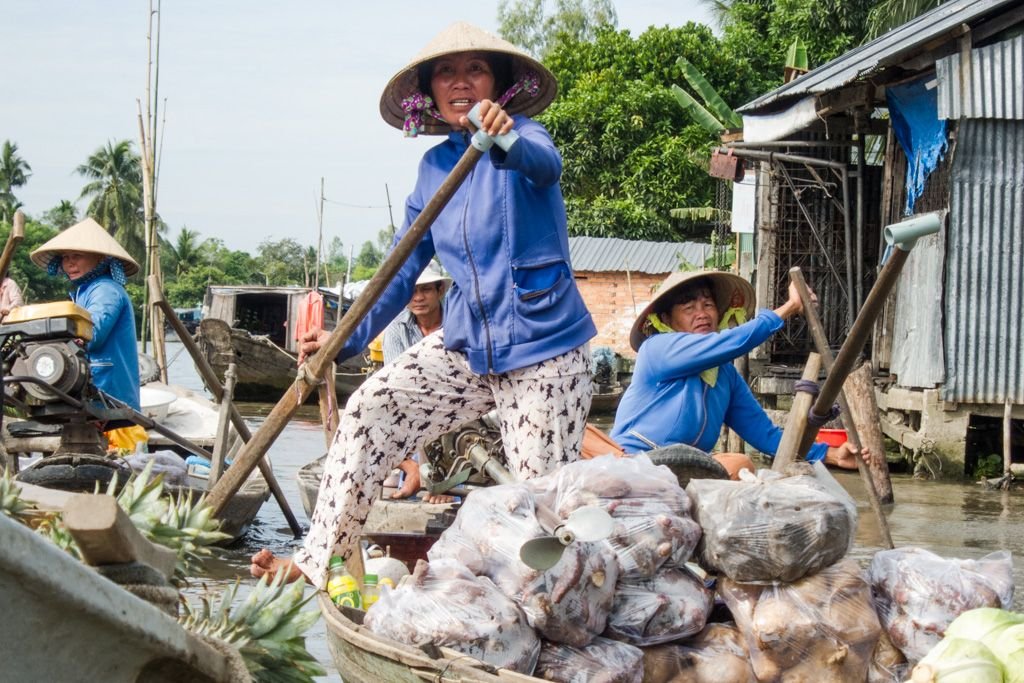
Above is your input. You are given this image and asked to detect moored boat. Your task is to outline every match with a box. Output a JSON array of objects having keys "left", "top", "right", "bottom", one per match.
[{"left": 195, "top": 285, "right": 368, "bottom": 402}]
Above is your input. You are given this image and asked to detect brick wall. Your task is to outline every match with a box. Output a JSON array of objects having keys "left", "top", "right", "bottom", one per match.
[{"left": 574, "top": 270, "right": 668, "bottom": 357}]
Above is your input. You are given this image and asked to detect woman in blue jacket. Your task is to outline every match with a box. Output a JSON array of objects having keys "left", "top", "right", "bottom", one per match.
[
  {"left": 31, "top": 217, "right": 142, "bottom": 412},
  {"left": 253, "top": 22, "right": 596, "bottom": 587},
  {"left": 610, "top": 270, "right": 867, "bottom": 478}
]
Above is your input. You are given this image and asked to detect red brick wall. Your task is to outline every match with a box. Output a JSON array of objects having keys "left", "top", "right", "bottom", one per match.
[{"left": 574, "top": 270, "right": 668, "bottom": 357}]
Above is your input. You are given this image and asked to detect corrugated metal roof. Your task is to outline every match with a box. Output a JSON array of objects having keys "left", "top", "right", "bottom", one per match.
[
  {"left": 936, "top": 33, "right": 1024, "bottom": 119},
  {"left": 568, "top": 236, "right": 709, "bottom": 274},
  {"left": 738, "top": 0, "right": 1018, "bottom": 114},
  {"left": 944, "top": 118, "right": 1024, "bottom": 404}
]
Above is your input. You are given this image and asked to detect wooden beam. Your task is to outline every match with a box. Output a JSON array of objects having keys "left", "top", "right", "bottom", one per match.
[{"left": 63, "top": 494, "right": 177, "bottom": 580}]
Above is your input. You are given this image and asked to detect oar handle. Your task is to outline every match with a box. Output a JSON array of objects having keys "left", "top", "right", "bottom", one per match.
[{"left": 466, "top": 103, "right": 520, "bottom": 152}]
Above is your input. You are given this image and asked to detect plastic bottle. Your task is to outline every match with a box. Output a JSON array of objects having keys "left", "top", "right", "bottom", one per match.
[
  {"left": 325, "top": 556, "right": 362, "bottom": 609},
  {"left": 361, "top": 574, "right": 380, "bottom": 610}
]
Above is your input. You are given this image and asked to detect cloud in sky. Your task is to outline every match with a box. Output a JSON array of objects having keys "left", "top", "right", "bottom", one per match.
[{"left": 1, "top": 1, "right": 712, "bottom": 256}]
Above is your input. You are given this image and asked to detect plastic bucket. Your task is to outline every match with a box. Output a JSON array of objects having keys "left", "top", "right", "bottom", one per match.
[{"left": 818, "top": 428, "right": 848, "bottom": 447}]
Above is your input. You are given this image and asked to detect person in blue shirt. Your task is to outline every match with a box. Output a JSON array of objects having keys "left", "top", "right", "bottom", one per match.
[
  {"left": 31, "top": 217, "right": 141, "bottom": 413},
  {"left": 252, "top": 22, "right": 596, "bottom": 587},
  {"left": 610, "top": 270, "right": 868, "bottom": 479}
]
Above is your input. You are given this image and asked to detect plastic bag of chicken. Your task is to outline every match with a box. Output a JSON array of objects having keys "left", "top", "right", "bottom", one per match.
[
  {"left": 868, "top": 547, "right": 1014, "bottom": 665},
  {"left": 428, "top": 482, "right": 619, "bottom": 648},
  {"left": 527, "top": 454, "right": 703, "bottom": 579},
  {"left": 641, "top": 622, "right": 756, "bottom": 683},
  {"left": 686, "top": 462, "right": 857, "bottom": 583},
  {"left": 719, "top": 558, "right": 882, "bottom": 682},
  {"left": 605, "top": 565, "right": 714, "bottom": 646},
  {"left": 534, "top": 636, "right": 644, "bottom": 683},
  {"left": 364, "top": 558, "right": 540, "bottom": 674}
]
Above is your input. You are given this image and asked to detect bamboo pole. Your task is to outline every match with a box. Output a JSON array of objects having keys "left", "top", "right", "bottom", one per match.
[
  {"left": 772, "top": 352, "right": 822, "bottom": 471},
  {"left": 148, "top": 276, "right": 303, "bottom": 538},
  {"left": 210, "top": 363, "right": 237, "bottom": 486},
  {"left": 789, "top": 267, "right": 894, "bottom": 549},
  {"left": 206, "top": 143, "right": 486, "bottom": 517}
]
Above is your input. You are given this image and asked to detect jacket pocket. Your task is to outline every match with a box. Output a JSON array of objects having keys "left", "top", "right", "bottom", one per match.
[{"left": 512, "top": 259, "right": 570, "bottom": 303}]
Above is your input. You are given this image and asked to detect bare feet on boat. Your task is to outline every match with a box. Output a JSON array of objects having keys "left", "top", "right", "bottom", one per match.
[
  {"left": 250, "top": 548, "right": 306, "bottom": 583},
  {"left": 390, "top": 459, "right": 421, "bottom": 499},
  {"left": 420, "top": 492, "right": 456, "bottom": 504}
]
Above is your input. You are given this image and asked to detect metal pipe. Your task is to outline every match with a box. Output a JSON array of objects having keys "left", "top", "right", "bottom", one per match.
[
  {"left": 727, "top": 140, "right": 855, "bottom": 149},
  {"left": 716, "top": 147, "right": 849, "bottom": 171}
]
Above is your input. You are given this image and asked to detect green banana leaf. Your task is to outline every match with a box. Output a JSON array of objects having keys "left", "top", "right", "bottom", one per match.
[
  {"left": 670, "top": 207, "right": 732, "bottom": 222},
  {"left": 676, "top": 57, "right": 743, "bottom": 129},
  {"left": 671, "top": 84, "right": 725, "bottom": 134}
]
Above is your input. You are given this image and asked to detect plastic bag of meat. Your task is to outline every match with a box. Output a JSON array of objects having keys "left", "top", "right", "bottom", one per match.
[
  {"left": 428, "top": 483, "right": 619, "bottom": 647},
  {"left": 527, "top": 454, "right": 703, "bottom": 579},
  {"left": 364, "top": 558, "right": 540, "bottom": 674},
  {"left": 534, "top": 636, "right": 643, "bottom": 683},
  {"left": 605, "top": 565, "right": 714, "bottom": 646},
  {"left": 719, "top": 558, "right": 882, "bottom": 683},
  {"left": 686, "top": 462, "right": 857, "bottom": 583},
  {"left": 641, "top": 622, "right": 756, "bottom": 683},
  {"left": 868, "top": 547, "right": 1014, "bottom": 665}
]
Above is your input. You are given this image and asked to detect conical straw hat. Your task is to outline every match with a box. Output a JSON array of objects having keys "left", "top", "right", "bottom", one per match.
[
  {"left": 630, "top": 270, "right": 755, "bottom": 351},
  {"left": 31, "top": 217, "right": 140, "bottom": 276},
  {"left": 379, "top": 21, "right": 557, "bottom": 135}
]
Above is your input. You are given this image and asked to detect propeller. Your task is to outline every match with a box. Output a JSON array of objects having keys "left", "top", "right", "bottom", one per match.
[{"left": 463, "top": 438, "right": 615, "bottom": 572}]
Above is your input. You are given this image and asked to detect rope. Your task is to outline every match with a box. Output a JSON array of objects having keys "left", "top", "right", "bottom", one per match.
[{"left": 793, "top": 379, "right": 841, "bottom": 428}]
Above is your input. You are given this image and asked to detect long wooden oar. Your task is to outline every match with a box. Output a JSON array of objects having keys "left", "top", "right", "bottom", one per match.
[
  {"left": 148, "top": 275, "right": 304, "bottom": 538},
  {"left": 789, "top": 267, "right": 894, "bottom": 549},
  {"left": 207, "top": 141, "right": 488, "bottom": 517}
]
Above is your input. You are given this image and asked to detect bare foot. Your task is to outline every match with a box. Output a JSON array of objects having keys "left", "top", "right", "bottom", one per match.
[
  {"left": 250, "top": 548, "right": 306, "bottom": 583},
  {"left": 421, "top": 492, "right": 456, "bottom": 504},
  {"left": 390, "top": 459, "right": 421, "bottom": 499}
]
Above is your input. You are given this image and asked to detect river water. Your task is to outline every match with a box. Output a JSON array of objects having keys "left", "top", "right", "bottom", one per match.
[{"left": 162, "top": 341, "right": 1024, "bottom": 682}]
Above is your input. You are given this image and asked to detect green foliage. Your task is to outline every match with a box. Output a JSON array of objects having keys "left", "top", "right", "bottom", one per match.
[
  {"left": 76, "top": 139, "right": 146, "bottom": 264},
  {"left": 498, "top": 0, "right": 617, "bottom": 58},
  {"left": 676, "top": 57, "right": 743, "bottom": 129},
  {"left": 0, "top": 140, "right": 32, "bottom": 223},
  {"left": 865, "top": 0, "right": 942, "bottom": 40},
  {"left": 975, "top": 454, "right": 1004, "bottom": 480},
  {"left": 0, "top": 218, "right": 66, "bottom": 303},
  {"left": 256, "top": 238, "right": 308, "bottom": 285},
  {"left": 41, "top": 200, "right": 79, "bottom": 230},
  {"left": 355, "top": 240, "right": 382, "bottom": 269}
]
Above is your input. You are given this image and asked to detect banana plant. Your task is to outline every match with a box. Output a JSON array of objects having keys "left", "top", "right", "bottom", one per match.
[{"left": 671, "top": 57, "right": 743, "bottom": 133}]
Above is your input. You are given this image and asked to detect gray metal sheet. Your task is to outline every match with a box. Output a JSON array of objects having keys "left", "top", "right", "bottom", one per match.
[
  {"left": 937, "top": 33, "right": 1024, "bottom": 119},
  {"left": 944, "top": 118, "right": 1024, "bottom": 403},
  {"left": 568, "top": 236, "right": 708, "bottom": 274},
  {"left": 739, "top": 0, "right": 1017, "bottom": 114},
  {"left": 891, "top": 228, "right": 946, "bottom": 389}
]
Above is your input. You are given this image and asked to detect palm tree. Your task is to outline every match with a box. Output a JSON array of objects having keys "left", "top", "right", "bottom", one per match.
[
  {"left": 170, "top": 227, "right": 203, "bottom": 276},
  {"left": 0, "top": 140, "right": 32, "bottom": 223},
  {"left": 865, "top": 0, "right": 942, "bottom": 39},
  {"left": 42, "top": 200, "right": 79, "bottom": 230},
  {"left": 76, "top": 140, "right": 145, "bottom": 260}
]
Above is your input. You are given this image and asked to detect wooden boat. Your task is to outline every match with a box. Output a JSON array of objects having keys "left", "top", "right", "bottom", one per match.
[
  {"left": 3, "top": 382, "right": 270, "bottom": 542},
  {"left": 195, "top": 285, "right": 368, "bottom": 402},
  {"left": 319, "top": 595, "right": 543, "bottom": 683},
  {"left": 0, "top": 510, "right": 233, "bottom": 682},
  {"left": 589, "top": 384, "right": 625, "bottom": 415}
]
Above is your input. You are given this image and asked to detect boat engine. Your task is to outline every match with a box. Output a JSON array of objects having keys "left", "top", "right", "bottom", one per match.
[
  {"left": 420, "top": 410, "right": 508, "bottom": 494},
  {"left": 0, "top": 302, "right": 131, "bottom": 489}
]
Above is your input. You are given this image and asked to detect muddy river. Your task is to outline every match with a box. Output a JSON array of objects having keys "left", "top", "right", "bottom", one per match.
[{"left": 161, "top": 342, "right": 1022, "bottom": 681}]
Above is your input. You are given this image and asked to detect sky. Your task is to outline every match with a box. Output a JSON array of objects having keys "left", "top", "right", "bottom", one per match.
[{"left": 2, "top": 1, "right": 714, "bottom": 257}]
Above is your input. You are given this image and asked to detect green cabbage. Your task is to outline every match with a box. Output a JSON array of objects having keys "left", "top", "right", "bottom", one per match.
[
  {"left": 945, "top": 607, "right": 1024, "bottom": 643},
  {"left": 910, "top": 637, "right": 1004, "bottom": 683},
  {"left": 989, "top": 623, "right": 1024, "bottom": 683}
]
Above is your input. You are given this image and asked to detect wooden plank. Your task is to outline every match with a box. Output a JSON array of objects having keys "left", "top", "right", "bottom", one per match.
[
  {"left": 63, "top": 493, "right": 176, "bottom": 579},
  {"left": 772, "top": 353, "right": 822, "bottom": 471}
]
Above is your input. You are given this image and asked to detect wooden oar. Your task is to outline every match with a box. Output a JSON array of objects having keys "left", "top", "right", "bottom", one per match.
[
  {"left": 0, "top": 210, "right": 26, "bottom": 281},
  {"left": 789, "top": 267, "right": 894, "bottom": 549},
  {"left": 147, "top": 275, "right": 304, "bottom": 538},
  {"left": 206, "top": 140, "right": 488, "bottom": 517}
]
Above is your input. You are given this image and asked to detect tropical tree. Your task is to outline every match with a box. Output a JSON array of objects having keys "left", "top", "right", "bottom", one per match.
[
  {"left": 865, "top": 0, "right": 942, "bottom": 39},
  {"left": 498, "top": 0, "right": 617, "bottom": 58},
  {"left": 0, "top": 140, "right": 32, "bottom": 223},
  {"left": 76, "top": 139, "right": 145, "bottom": 262},
  {"left": 41, "top": 200, "right": 79, "bottom": 230},
  {"left": 168, "top": 227, "right": 204, "bottom": 277},
  {"left": 255, "top": 237, "right": 307, "bottom": 285}
]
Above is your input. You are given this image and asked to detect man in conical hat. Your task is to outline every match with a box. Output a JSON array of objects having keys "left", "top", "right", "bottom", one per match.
[
  {"left": 253, "top": 21, "right": 596, "bottom": 587},
  {"left": 32, "top": 217, "right": 142, "bottom": 413}
]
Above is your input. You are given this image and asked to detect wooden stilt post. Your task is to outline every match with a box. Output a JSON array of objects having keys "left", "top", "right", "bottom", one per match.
[{"left": 844, "top": 362, "right": 894, "bottom": 503}]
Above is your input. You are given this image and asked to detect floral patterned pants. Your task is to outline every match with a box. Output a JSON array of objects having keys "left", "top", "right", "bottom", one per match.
[{"left": 294, "top": 331, "right": 592, "bottom": 587}]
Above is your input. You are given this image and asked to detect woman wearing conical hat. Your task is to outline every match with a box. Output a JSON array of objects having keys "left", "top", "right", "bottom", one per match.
[
  {"left": 609, "top": 271, "right": 869, "bottom": 476},
  {"left": 252, "top": 22, "right": 596, "bottom": 587},
  {"left": 31, "top": 217, "right": 142, "bottom": 412}
]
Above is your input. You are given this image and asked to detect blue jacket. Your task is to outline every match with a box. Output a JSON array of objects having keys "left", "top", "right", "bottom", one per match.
[
  {"left": 72, "top": 275, "right": 141, "bottom": 411},
  {"left": 340, "top": 116, "right": 595, "bottom": 373},
  {"left": 610, "top": 310, "right": 827, "bottom": 462}
]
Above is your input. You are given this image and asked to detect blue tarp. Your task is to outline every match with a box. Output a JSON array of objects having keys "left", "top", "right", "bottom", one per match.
[{"left": 887, "top": 77, "right": 948, "bottom": 215}]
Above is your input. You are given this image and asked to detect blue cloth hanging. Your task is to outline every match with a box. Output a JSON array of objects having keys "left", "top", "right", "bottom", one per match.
[{"left": 886, "top": 77, "right": 948, "bottom": 215}]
